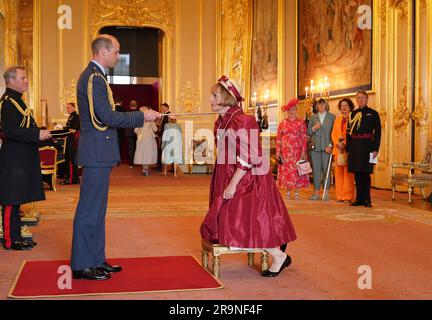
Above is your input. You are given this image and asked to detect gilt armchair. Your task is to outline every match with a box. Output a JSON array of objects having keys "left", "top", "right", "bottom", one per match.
[
  {"left": 391, "top": 142, "right": 432, "bottom": 203},
  {"left": 39, "top": 146, "right": 58, "bottom": 191}
]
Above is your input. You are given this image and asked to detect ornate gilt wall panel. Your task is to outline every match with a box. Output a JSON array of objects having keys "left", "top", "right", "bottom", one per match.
[
  {"left": 90, "top": 0, "right": 175, "bottom": 37},
  {"left": 4, "top": 0, "right": 17, "bottom": 67},
  {"left": 217, "top": 0, "right": 252, "bottom": 104}
]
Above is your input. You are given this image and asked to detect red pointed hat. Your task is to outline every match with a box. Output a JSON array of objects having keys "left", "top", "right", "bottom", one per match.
[
  {"left": 218, "top": 75, "right": 244, "bottom": 102},
  {"left": 282, "top": 99, "right": 299, "bottom": 112}
]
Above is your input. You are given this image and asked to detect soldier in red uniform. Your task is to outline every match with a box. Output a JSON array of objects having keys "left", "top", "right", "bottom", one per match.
[
  {"left": 0, "top": 66, "right": 52, "bottom": 250},
  {"left": 346, "top": 91, "right": 382, "bottom": 207}
]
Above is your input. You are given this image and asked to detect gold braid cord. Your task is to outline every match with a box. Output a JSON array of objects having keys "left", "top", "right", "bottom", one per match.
[
  {"left": 348, "top": 112, "right": 362, "bottom": 136},
  {"left": 87, "top": 72, "right": 115, "bottom": 132},
  {"left": 3, "top": 96, "right": 32, "bottom": 128}
]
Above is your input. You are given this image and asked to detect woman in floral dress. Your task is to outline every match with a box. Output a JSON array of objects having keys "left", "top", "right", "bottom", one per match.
[{"left": 276, "top": 99, "right": 309, "bottom": 200}]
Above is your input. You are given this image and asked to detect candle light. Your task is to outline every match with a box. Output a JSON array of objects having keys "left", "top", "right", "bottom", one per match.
[
  {"left": 264, "top": 90, "right": 270, "bottom": 102},
  {"left": 305, "top": 87, "right": 309, "bottom": 99}
]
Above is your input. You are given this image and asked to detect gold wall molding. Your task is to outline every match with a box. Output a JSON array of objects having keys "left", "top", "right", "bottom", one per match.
[
  {"left": 393, "top": 84, "right": 410, "bottom": 133},
  {"left": 176, "top": 81, "right": 200, "bottom": 114},
  {"left": 217, "top": 0, "right": 252, "bottom": 104},
  {"left": 412, "top": 87, "right": 428, "bottom": 133},
  {"left": 390, "top": 0, "right": 408, "bottom": 23},
  {"left": 379, "top": 0, "right": 388, "bottom": 38},
  {"left": 379, "top": 109, "right": 387, "bottom": 130},
  {"left": 90, "top": 0, "right": 174, "bottom": 37},
  {"left": 60, "top": 78, "right": 77, "bottom": 112},
  {"left": 4, "top": 0, "right": 17, "bottom": 66}
]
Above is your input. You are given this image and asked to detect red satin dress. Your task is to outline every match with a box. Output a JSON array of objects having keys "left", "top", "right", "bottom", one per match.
[{"left": 200, "top": 107, "right": 297, "bottom": 248}]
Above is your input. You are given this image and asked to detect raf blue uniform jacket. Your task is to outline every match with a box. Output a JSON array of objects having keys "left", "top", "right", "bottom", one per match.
[{"left": 76, "top": 62, "right": 144, "bottom": 167}]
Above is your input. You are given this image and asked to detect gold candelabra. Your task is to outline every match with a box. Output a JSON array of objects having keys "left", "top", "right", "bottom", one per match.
[{"left": 304, "top": 76, "right": 331, "bottom": 118}]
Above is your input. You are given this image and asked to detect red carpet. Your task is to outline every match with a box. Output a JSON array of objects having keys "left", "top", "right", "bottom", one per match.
[{"left": 9, "top": 256, "right": 223, "bottom": 299}]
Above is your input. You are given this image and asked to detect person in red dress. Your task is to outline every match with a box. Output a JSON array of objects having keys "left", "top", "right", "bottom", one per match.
[
  {"left": 200, "top": 76, "right": 297, "bottom": 277},
  {"left": 276, "top": 99, "right": 309, "bottom": 200}
]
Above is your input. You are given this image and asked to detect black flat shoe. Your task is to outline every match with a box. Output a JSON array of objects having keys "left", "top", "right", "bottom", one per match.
[
  {"left": 73, "top": 267, "right": 111, "bottom": 280},
  {"left": 350, "top": 201, "right": 364, "bottom": 206},
  {"left": 280, "top": 243, "right": 287, "bottom": 252},
  {"left": 262, "top": 254, "right": 292, "bottom": 277},
  {"left": 96, "top": 262, "right": 122, "bottom": 273}
]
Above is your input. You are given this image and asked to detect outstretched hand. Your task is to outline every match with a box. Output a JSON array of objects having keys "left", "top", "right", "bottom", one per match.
[{"left": 143, "top": 109, "right": 161, "bottom": 122}]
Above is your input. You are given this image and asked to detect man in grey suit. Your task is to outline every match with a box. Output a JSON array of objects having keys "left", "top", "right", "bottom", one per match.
[
  {"left": 307, "top": 98, "right": 336, "bottom": 201},
  {"left": 71, "top": 34, "right": 160, "bottom": 280}
]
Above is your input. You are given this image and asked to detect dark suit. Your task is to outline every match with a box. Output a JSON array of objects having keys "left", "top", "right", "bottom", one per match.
[
  {"left": 0, "top": 88, "right": 45, "bottom": 247},
  {"left": 124, "top": 110, "right": 138, "bottom": 166},
  {"left": 346, "top": 106, "right": 381, "bottom": 203},
  {"left": 64, "top": 111, "right": 80, "bottom": 183},
  {"left": 157, "top": 111, "right": 170, "bottom": 168},
  {"left": 71, "top": 62, "right": 144, "bottom": 270}
]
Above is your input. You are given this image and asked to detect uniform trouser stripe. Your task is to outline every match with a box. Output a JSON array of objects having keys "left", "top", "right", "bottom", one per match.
[
  {"left": 69, "top": 162, "right": 73, "bottom": 184},
  {"left": 3, "top": 206, "right": 12, "bottom": 248}
]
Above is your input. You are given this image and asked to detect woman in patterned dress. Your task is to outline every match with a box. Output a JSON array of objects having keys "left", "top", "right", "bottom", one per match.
[{"left": 276, "top": 99, "right": 309, "bottom": 200}]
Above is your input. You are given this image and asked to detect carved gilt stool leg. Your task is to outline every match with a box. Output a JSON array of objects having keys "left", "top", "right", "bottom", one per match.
[
  {"left": 247, "top": 253, "right": 254, "bottom": 267},
  {"left": 421, "top": 187, "right": 427, "bottom": 200},
  {"left": 392, "top": 185, "right": 395, "bottom": 200},
  {"left": 212, "top": 255, "right": 221, "bottom": 278},
  {"left": 261, "top": 251, "right": 269, "bottom": 271},
  {"left": 408, "top": 187, "right": 413, "bottom": 203},
  {"left": 201, "top": 248, "right": 209, "bottom": 269}
]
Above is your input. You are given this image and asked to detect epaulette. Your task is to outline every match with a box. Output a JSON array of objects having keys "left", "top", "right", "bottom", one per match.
[{"left": 0, "top": 95, "right": 32, "bottom": 128}]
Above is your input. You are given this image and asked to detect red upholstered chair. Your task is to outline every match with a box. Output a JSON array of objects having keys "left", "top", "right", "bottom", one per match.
[{"left": 39, "top": 146, "right": 58, "bottom": 191}]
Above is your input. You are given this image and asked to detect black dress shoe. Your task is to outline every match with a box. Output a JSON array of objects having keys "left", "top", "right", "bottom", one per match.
[
  {"left": 350, "top": 201, "right": 365, "bottom": 206},
  {"left": 73, "top": 267, "right": 111, "bottom": 280},
  {"left": 364, "top": 201, "right": 373, "bottom": 208},
  {"left": 3, "top": 241, "right": 33, "bottom": 251},
  {"left": 262, "top": 254, "right": 292, "bottom": 277},
  {"left": 96, "top": 262, "right": 122, "bottom": 273},
  {"left": 60, "top": 180, "right": 70, "bottom": 185},
  {"left": 20, "top": 239, "right": 38, "bottom": 247}
]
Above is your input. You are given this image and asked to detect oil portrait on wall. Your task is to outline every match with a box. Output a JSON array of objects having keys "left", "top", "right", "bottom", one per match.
[{"left": 297, "top": 0, "right": 373, "bottom": 98}]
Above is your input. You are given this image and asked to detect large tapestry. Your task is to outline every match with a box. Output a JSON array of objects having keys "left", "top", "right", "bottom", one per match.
[
  {"left": 250, "top": 0, "right": 278, "bottom": 104},
  {"left": 297, "top": 0, "right": 373, "bottom": 98}
]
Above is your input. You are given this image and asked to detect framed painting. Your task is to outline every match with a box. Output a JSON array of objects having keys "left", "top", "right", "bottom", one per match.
[{"left": 297, "top": 0, "right": 373, "bottom": 98}]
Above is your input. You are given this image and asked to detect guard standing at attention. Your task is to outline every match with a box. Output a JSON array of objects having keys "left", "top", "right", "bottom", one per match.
[{"left": 346, "top": 91, "right": 381, "bottom": 208}]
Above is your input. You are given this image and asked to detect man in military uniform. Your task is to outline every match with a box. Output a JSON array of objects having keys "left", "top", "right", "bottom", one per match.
[
  {"left": 0, "top": 66, "right": 52, "bottom": 250},
  {"left": 346, "top": 91, "right": 381, "bottom": 207},
  {"left": 61, "top": 102, "right": 80, "bottom": 185},
  {"left": 71, "top": 35, "right": 160, "bottom": 280}
]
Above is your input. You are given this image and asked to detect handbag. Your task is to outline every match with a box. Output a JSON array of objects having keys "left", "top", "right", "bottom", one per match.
[
  {"left": 296, "top": 160, "right": 313, "bottom": 176},
  {"left": 337, "top": 152, "right": 347, "bottom": 166}
]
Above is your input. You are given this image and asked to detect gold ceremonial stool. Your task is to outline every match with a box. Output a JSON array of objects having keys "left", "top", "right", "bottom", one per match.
[{"left": 201, "top": 239, "right": 269, "bottom": 278}]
